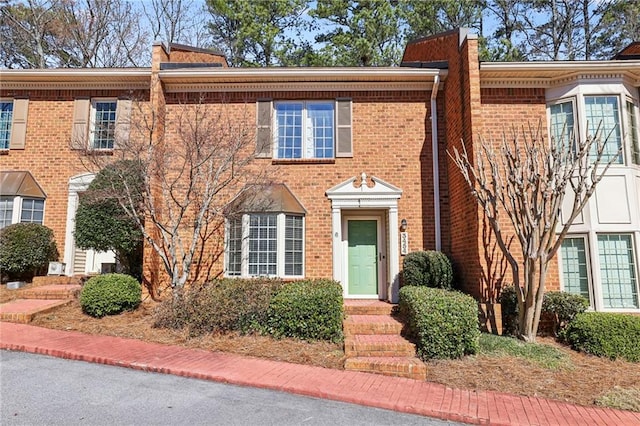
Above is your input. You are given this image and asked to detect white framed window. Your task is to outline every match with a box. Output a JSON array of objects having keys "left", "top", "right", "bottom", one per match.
[
  {"left": 225, "top": 213, "right": 304, "bottom": 278},
  {"left": 0, "top": 101, "right": 13, "bottom": 150},
  {"left": 549, "top": 99, "right": 576, "bottom": 150},
  {"left": 597, "top": 234, "right": 639, "bottom": 309},
  {"left": 0, "top": 196, "right": 45, "bottom": 229},
  {"left": 560, "top": 236, "right": 592, "bottom": 304},
  {"left": 584, "top": 95, "right": 623, "bottom": 164},
  {"left": 274, "top": 101, "right": 335, "bottom": 159},
  {"left": 90, "top": 100, "right": 117, "bottom": 150},
  {"left": 0, "top": 196, "right": 14, "bottom": 228},
  {"left": 626, "top": 99, "right": 640, "bottom": 165}
]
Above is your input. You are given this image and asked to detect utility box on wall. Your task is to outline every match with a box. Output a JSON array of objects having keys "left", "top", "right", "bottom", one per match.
[{"left": 47, "top": 262, "right": 66, "bottom": 276}]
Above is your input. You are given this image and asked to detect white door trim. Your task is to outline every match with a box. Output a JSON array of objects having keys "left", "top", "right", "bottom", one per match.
[
  {"left": 343, "top": 215, "right": 385, "bottom": 299},
  {"left": 326, "top": 173, "right": 402, "bottom": 302}
]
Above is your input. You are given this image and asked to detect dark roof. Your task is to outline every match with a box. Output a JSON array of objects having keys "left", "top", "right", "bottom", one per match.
[
  {"left": 159, "top": 62, "right": 223, "bottom": 70},
  {"left": 168, "top": 42, "right": 225, "bottom": 57}
]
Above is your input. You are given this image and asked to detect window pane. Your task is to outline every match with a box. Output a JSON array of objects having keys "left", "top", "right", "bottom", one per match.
[
  {"left": 226, "top": 218, "right": 242, "bottom": 276},
  {"left": 285, "top": 215, "right": 303, "bottom": 276},
  {"left": 92, "top": 101, "right": 117, "bottom": 150},
  {"left": 307, "top": 103, "right": 334, "bottom": 158},
  {"left": 585, "top": 96, "right": 622, "bottom": 164},
  {"left": 560, "top": 237, "right": 590, "bottom": 302},
  {"left": 627, "top": 100, "right": 640, "bottom": 165},
  {"left": 276, "top": 103, "right": 302, "bottom": 159},
  {"left": 549, "top": 101, "right": 574, "bottom": 151},
  {"left": 20, "top": 198, "right": 44, "bottom": 224},
  {"left": 598, "top": 234, "right": 639, "bottom": 308},
  {"left": 248, "top": 214, "right": 277, "bottom": 276},
  {"left": 0, "top": 101, "right": 13, "bottom": 150},
  {"left": 0, "top": 196, "right": 14, "bottom": 228}
]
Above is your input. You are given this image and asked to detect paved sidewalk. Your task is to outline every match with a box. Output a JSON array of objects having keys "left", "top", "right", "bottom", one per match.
[{"left": 1, "top": 322, "right": 638, "bottom": 426}]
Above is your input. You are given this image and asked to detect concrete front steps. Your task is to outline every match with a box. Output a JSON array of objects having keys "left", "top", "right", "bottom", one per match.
[
  {"left": 343, "top": 300, "right": 427, "bottom": 380},
  {"left": 0, "top": 276, "right": 84, "bottom": 323}
]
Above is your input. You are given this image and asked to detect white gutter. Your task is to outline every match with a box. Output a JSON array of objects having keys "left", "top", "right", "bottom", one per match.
[{"left": 431, "top": 74, "right": 441, "bottom": 251}]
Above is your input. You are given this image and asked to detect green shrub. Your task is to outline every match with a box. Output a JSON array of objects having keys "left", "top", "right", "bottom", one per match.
[
  {"left": 80, "top": 274, "right": 141, "bottom": 318},
  {"left": 561, "top": 312, "right": 640, "bottom": 362},
  {"left": 399, "top": 286, "right": 480, "bottom": 360},
  {"left": 0, "top": 223, "right": 58, "bottom": 282},
  {"left": 402, "top": 250, "right": 453, "bottom": 290},
  {"left": 542, "top": 291, "right": 589, "bottom": 334},
  {"left": 265, "top": 279, "right": 343, "bottom": 342},
  {"left": 498, "top": 287, "right": 589, "bottom": 336},
  {"left": 153, "top": 278, "right": 284, "bottom": 336}
]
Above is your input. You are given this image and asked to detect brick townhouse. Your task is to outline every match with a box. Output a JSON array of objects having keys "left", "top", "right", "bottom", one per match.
[{"left": 1, "top": 29, "right": 639, "bottom": 313}]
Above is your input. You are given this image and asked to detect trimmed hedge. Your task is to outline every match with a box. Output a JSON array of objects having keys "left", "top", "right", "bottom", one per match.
[
  {"left": 399, "top": 286, "right": 480, "bottom": 360},
  {"left": 265, "top": 279, "right": 343, "bottom": 342},
  {"left": 80, "top": 274, "right": 141, "bottom": 318},
  {"left": 402, "top": 251, "right": 453, "bottom": 290},
  {"left": 0, "top": 223, "right": 58, "bottom": 282},
  {"left": 153, "top": 278, "right": 284, "bottom": 336},
  {"left": 498, "top": 287, "right": 589, "bottom": 335},
  {"left": 561, "top": 312, "right": 640, "bottom": 362}
]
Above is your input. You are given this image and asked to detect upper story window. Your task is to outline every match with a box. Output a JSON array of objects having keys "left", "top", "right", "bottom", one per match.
[
  {"left": 548, "top": 90, "right": 639, "bottom": 166},
  {"left": 0, "top": 101, "right": 13, "bottom": 150},
  {"left": 275, "top": 102, "right": 334, "bottom": 159},
  {"left": 0, "top": 98, "right": 28, "bottom": 151},
  {"left": 584, "top": 96, "right": 622, "bottom": 164},
  {"left": 255, "top": 99, "right": 352, "bottom": 160},
  {"left": 91, "top": 100, "right": 117, "bottom": 150},
  {"left": 627, "top": 99, "right": 640, "bottom": 165},
  {"left": 71, "top": 98, "right": 131, "bottom": 151}
]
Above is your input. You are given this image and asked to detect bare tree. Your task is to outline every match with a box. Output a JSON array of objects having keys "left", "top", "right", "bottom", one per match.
[
  {"left": 451, "top": 122, "right": 620, "bottom": 342},
  {"left": 142, "top": 0, "right": 211, "bottom": 47},
  {"left": 75, "top": 96, "right": 270, "bottom": 296}
]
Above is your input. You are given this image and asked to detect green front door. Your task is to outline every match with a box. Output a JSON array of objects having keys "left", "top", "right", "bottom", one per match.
[{"left": 347, "top": 220, "right": 378, "bottom": 295}]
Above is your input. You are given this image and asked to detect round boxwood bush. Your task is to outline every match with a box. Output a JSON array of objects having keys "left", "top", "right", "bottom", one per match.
[
  {"left": 80, "top": 274, "right": 141, "bottom": 318},
  {"left": 0, "top": 223, "right": 58, "bottom": 282},
  {"left": 403, "top": 250, "right": 453, "bottom": 290}
]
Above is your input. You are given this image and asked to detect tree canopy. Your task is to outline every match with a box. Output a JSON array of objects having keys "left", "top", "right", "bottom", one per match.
[{"left": 2, "top": 0, "right": 636, "bottom": 68}]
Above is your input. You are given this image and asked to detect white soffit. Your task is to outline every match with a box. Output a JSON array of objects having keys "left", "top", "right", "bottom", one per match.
[{"left": 480, "top": 61, "right": 640, "bottom": 88}]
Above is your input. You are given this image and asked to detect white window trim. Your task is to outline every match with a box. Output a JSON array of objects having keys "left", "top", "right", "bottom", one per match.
[
  {"left": 558, "top": 234, "right": 594, "bottom": 309},
  {"left": 224, "top": 212, "right": 305, "bottom": 279},
  {"left": 272, "top": 100, "right": 336, "bottom": 160},
  {"left": 89, "top": 98, "right": 118, "bottom": 151},
  {"left": 624, "top": 97, "right": 640, "bottom": 166},
  {"left": 580, "top": 94, "right": 625, "bottom": 165},
  {"left": 0, "top": 98, "right": 13, "bottom": 151},
  {"left": 547, "top": 97, "right": 579, "bottom": 153},
  {"left": 0, "top": 195, "right": 46, "bottom": 228}
]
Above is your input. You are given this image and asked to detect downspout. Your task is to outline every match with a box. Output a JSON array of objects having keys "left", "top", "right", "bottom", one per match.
[{"left": 431, "top": 74, "right": 442, "bottom": 251}]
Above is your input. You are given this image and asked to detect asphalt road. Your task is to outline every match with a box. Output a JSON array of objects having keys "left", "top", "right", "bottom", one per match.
[{"left": 1, "top": 350, "right": 462, "bottom": 426}]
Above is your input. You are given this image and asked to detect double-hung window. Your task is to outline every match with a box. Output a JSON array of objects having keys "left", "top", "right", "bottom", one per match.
[
  {"left": 226, "top": 213, "right": 304, "bottom": 278},
  {"left": 549, "top": 100, "right": 575, "bottom": 151},
  {"left": 91, "top": 100, "right": 117, "bottom": 150},
  {"left": 560, "top": 234, "right": 640, "bottom": 310},
  {"left": 0, "top": 101, "right": 13, "bottom": 150},
  {"left": 627, "top": 99, "right": 640, "bottom": 165},
  {"left": 275, "top": 101, "right": 335, "bottom": 159},
  {"left": 0, "top": 196, "right": 45, "bottom": 229},
  {"left": 584, "top": 96, "right": 623, "bottom": 164}
]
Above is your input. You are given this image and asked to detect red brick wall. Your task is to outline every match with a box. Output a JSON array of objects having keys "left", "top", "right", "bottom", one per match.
[
  {"left": 403, "top": 30, "right": 484, "bottom": 298},
  {"left": 479, "top": 87, "right": 561, "bottom": 297},
  {"left": 155, "top": 90, "right": 434, "bottom": 284},
  {"left": 0, "top": 89, "right": 150, "bottom": 261}
]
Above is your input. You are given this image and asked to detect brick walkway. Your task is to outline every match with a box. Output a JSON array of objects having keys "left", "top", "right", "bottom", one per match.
[{"left": 1, "top": 322, "right": 638, "bottom": 425}]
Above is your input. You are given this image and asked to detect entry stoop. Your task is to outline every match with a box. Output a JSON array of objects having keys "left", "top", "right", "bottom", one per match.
[{"left": 343, "top": 300, "right": 427, "bottom": 380}]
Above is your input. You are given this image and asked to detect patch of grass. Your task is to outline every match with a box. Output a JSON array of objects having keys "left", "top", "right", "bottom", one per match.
[
  {"left": 479, "top": 333, "right": 572, "bottom": 370},
  {"left": 595, "top": 387, "right": 640, "bottom": 412}
]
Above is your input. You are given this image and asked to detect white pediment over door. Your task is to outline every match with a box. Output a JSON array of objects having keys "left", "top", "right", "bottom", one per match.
[{"left": 326, "top": 172, "right": 402, "bottom": 208}]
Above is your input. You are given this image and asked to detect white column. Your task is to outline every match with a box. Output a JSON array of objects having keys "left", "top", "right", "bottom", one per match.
[
  {"left": 388, "top": 206, "right": 400, "bottom": 303},
  {"left": 331, "top": 206, "right": 344, "bottom": 295},
  {"left": 63, "top": 191, "right": 79, "bottom": 276}
]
